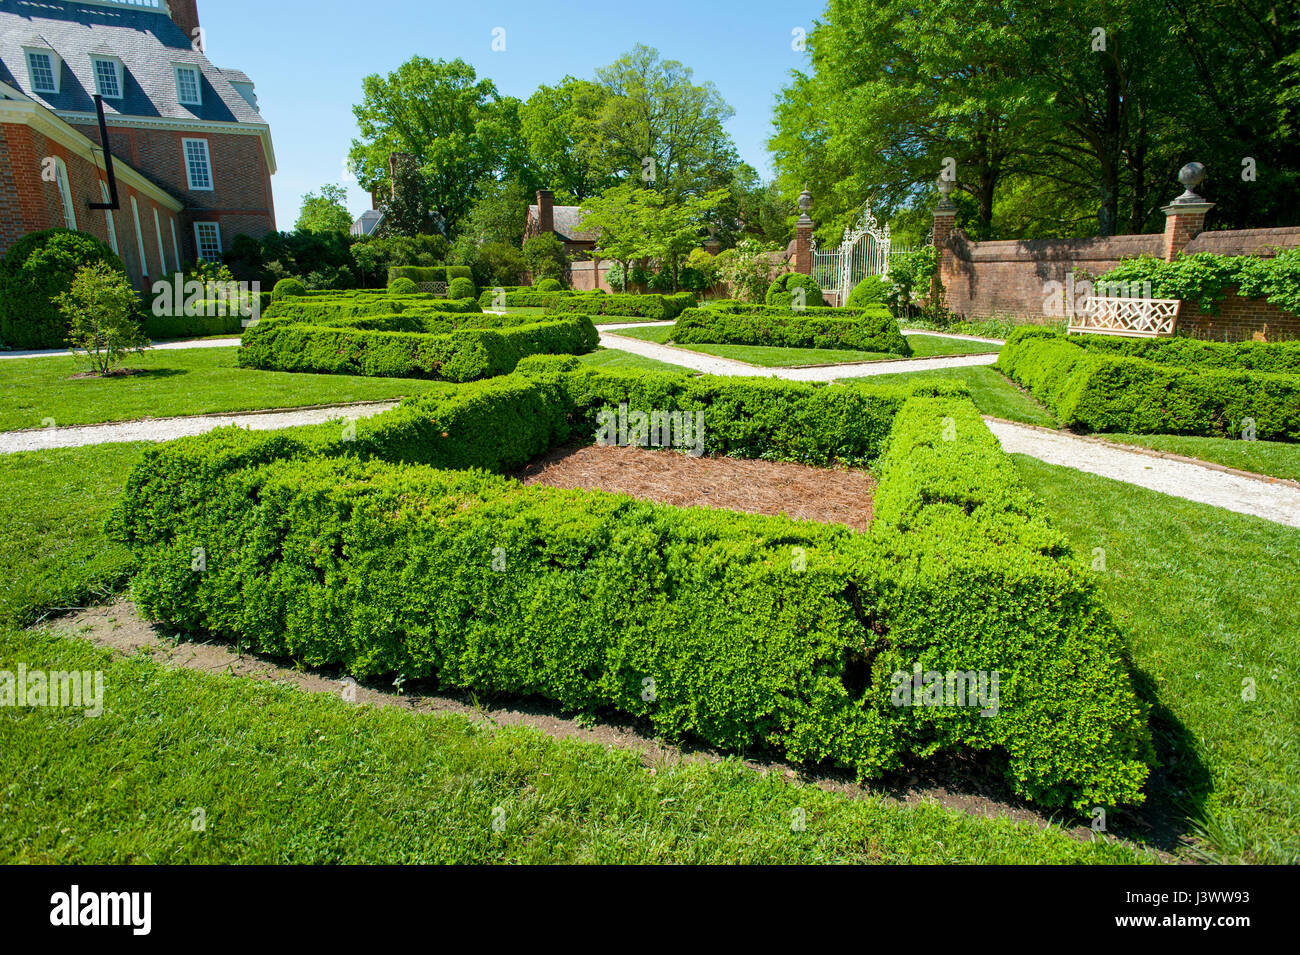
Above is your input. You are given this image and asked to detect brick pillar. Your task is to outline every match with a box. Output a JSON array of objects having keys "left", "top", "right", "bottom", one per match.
[
  {"left": 931, "top": 177, "right": 958, "bottom": 303},
  {"left": 1161, "top": 162, "right": 1214, "bottom": 261},
  {"left": 793, "top": 185, "right": 814, "bottom": 276}
]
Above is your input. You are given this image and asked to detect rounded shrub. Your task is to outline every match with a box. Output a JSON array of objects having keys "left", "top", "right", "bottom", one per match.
[
  {"left": 272, "top": 278, "right": 308, "bottom": 302},
  {"left": 535, "top": 277, "right": 563, "bottom": 293},
  {"left": 766, "top": 273, "right": 825, "bottom": 309},
  {"left": 0, "top": 229, "right": 125, "bottom": 349},
  {"left": 388, "top": 277, "right": 419, "bottom": 296},
  {"left": 449, "top": 276, "right": 477, "bottom": 300},
  {"left": 847, "top": 275, "right": 889, "bottom": 307}
]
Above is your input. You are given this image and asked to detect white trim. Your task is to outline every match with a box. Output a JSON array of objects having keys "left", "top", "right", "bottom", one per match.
[
  {"left": 52, "top": 157, "right": 77, "bottom": 230},
  {"left": 0, "top": 99, "right": 183, "bottom": 212},
  {"left": 130, "top": 196, "right": 149, "bottom": 281},
  {"left": 169, "top": 218, "right": 181, "bottom": 270},
  {"left": 50, "top": 110, "right": 277, "bottom": 175},
  {"left": 91, "top": 56, "right": 125, "bottom": 100},
  {"left": 173, "top": 64, "right": 202, "bottom": 107},
  {"left": 99, "top": 181, "right": 119, "bottom": 254},
  {"left": 23, "top": 49, "right": 61, "bottom": 95},
  {"left": 181, "top": 137, "right": 213, "bottom": 191},
  {"left": 193, "top": 222, "right": 222, "bottom": 262},
  {"left": 152, "top": 206, "right": 168, "bottom": 275}
]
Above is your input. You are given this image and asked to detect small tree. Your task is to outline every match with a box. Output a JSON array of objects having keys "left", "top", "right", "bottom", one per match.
[
  {"left": 295, "top": 183, "right": 354, "bottom": 234},
  {"left": 522, "top": 233, "right": 568, "bottom": 284},
  {"left": 58, "top": 262, "right": 149, "bottom": 375},
  {"left": 716, "top": 238, "right": 778, "bottom": 303}
]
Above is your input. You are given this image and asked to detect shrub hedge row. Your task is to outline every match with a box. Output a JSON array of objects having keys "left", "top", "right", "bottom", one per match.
[
  {"left": 113, "top": 364, "right": 1150, "bottom": 810},
  {"left": 237, "top": 314, "right": 599, "bottom": 382},
  {"left": 1066, "top": 331, "right": 1300, "bottom": 375},
  {"left": 997, "top": 329, "right": 1300, "bottom": 439},
  {"left": 478, "top": 289, "right": 568, "bottom": 309},
  {"left": 387, "top": 265, "right": 473, "bottom": 286},
  {"left": 546, "top": 292, "right": 696, "bottom": 320},
  {"left": 263, "top": 294, "right": 482, "bottom": 322},
  {"left": 143, "top": 311, "right": 247, "bottom": 340},
  {"left": 673, "top": 306, "right": 911, "bottom": 356}
]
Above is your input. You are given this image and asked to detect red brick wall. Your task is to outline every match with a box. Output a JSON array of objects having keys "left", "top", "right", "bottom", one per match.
[{"left": 1177, "top": 289, "right": 1300, "bottom": 342}]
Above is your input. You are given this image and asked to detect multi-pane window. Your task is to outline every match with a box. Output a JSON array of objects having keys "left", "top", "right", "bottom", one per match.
[
  {"left": 26, "top": 51, "right": 57, "bottom": 93},
  {"left": 194, "top": 222, "right": 222, "bottom": 262},
  {"left": 92, "top": 57, "right": 122, "bottom": 98},
  {"left": 182, "top": 138, "right": 212, "bottom": 190},
  {"left": 175, "top": 65, "right": 201, "bottom": 106}
]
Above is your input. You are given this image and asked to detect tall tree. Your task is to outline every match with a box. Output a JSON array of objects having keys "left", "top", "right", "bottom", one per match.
[
  {"left": 295, "top": 183, "right": 354, "bottom": 234},
  {"left": 520, "top": 78, "right": 615, "bottom": 201}
]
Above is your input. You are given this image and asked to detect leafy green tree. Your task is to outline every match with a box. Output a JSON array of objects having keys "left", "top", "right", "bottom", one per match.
[
  {"left": 522, "top": 233, "right": 568, "bottom": 284},
  {"left": 58, "top": 262, "right": 149, "bottom": 375},
  {"left": 579, "top": 184, "right": 726, "bottom": 289},
  {"left": 378, "top": 153, "right": 436, "bottom": 237},
  {"left": 349, "top": 57, "right": 526, "bottom": 236},
  {"left": 458, "top": 180, "right": 531, "bottom": 247},
  {"left": 521, "top": 78, "right": 616, "bottom": 201},
  {"left": 295, "top": 184, "right": 353, "bottom": 234}
]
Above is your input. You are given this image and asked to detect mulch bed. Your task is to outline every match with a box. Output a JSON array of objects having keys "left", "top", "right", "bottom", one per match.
[{"left": 516, "top": 444, "right": 875, "bottom": 531}]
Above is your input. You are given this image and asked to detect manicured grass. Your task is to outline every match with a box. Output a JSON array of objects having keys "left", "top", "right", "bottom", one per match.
[
  {"left": 1097, "top": 433, "right": 1300, "bottom": 483},
  {"left": 0, "top": 443, "right": 146, "bottom": 628},
  {"left": 906, "top": 334, "right": 1002, "bottom": 357},
  {"left": 575, "top": 347, "right": 694, "bottom": 374},
  {"left": 609, "top": 325, "right": 676, "bottom": 344},
  {"left": 0, "top": 347, "right": 452, "bottom": 432},
  {"left": 1015, "top": 455, "right": 1300, "bottom": 863},
  {"left": 850, "top": 366, "right": 1060, "bottom": 427},
  {"left": 0, "top": 627, "right": 1148, "bottom": 864}
]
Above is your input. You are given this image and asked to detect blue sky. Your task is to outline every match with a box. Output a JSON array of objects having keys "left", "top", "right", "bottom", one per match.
[{"left": 199, "top": 0, "right": 826, "bottom": 228}]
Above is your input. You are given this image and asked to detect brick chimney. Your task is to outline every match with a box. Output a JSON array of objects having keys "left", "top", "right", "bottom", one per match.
[
  {"left": 536, "top": 189, "right": 555, "bottom": 234},
  {"left": 169, "top": 0, "right": 202, "bottom": 48}
]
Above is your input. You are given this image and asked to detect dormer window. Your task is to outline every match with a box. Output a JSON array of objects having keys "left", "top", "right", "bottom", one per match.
[
  {"left": 175, "top": 64, "right": 201, "bottom": 106},
  {"left": 91, "top": 56, "right": 123, "bottom": 99},
  {"left": 24, "top": 49, "right": 60, "bottom": 94}
]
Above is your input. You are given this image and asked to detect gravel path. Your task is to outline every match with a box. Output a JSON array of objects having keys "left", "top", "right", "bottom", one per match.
[
  {"left": 0, "top": 337, "right": 242, "bottom": 360},
  {"left": 597, "top": 330, "right": 999, "bottom": 380},
  {"left": 985, "top": 418, "right": 1300, "bottom": 528},
  {"left": 0, "top": 401, "right": 397, "bottom": 454}
]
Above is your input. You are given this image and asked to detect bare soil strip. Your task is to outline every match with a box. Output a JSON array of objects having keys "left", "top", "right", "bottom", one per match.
[{"left": 516, "top": 443, "right": 876, "bottom": 531}]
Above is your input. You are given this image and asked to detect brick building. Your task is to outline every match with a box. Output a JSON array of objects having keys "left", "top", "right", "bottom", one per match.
[
  {"left": 524, "top": 189, "right": 599, "bottom": 258},
  {"left": 0, "top": 0, "right": 275, "bottom": 288}
]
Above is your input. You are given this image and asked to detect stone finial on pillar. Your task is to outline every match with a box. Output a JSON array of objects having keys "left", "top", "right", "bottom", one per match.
[
  {"left": 1161, "top": 162, "right": 1214, "bottom": 262},
  {"left": 930, "top": 176, "right": 958, "bottom": 304},
  {"left": 794, "top": 185, "right": 814, "bottom": 276}
]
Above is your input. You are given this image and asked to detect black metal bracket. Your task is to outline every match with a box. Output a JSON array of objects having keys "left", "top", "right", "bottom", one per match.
[{"left": 87, "top": 93, "right": 120, "bottom": 210}]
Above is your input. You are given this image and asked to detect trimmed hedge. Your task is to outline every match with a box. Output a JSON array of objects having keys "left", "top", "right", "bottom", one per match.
[
  {"left": 0, "top": 229, "right": 125, "bottom": 350},
  {"left": 1066, "top": 332, "right": 1300, "bottom": 375},
  {"left": 113, "top": 367, "right": 1150, "bottom": 810},
  {"left": 448, "top": 276, "right": 476, "bottom": 300},
  {"left": 388, "top": 277, "right": 419, "bottom": 295},
  {"left": 387, "top": 265, "right": 472, "bottom": 286},
  {"left": 847, "top": 275, "right": 890, "bottom": 307},
  {"left": 998, "top": 329, "right": 1300, "bottom": 439},
  {"left": 264, "top": 294, "right": 482, "bottom": 322},
  {"left": 144, "top": 312, "right": 246, "bottom": 340},
  {"left": 478, "top": 289, "right": 567, "bottom": 309},
  {"left": 546, "top": 292, "right": 696, "bottom": 320},
  {"left": 238, "top": 314, "right": 599, "bottom": 382},
  {"left": 272, "top": 278, "right": 307, "bottom": 301},
  {"left": 674, "top": 306, "right": 911, "bottom": 356},
  {"left": 766, "top": 272, "right": 826, "bottom": 309}
]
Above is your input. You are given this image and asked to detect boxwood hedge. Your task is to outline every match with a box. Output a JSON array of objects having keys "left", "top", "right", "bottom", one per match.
[
  {"left": 674, "top": 305, "right": 911, "bottom": 356},
  {"left": 1066, "top": 331, "right": 1300, "bottom": 375},
  {"left": 264, "top": 293, "right": 482, "bottom": 322},
  {"left": 546, "top": 292, "right": 696, "bottom": 320},
  {"left": 998, "top": 329, "right": 1300, "bottom": 439},
  {"left": 112, "top": 364, "right": 1151, "bottom": 811}
]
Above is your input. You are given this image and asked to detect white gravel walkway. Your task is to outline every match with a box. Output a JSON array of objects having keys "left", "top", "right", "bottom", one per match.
[
  {"left": 0, "top": 337, "right": 242, "bottom": 360},
  {"left": 0, "top": 401, "right": 397, "bottom": 454},
  {"left": 985, "top": 418, "right": 1300, "bottom": 528}
]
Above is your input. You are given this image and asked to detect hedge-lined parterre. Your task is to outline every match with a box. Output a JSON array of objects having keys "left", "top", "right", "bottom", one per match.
[
  {"left": 673, "top": 305, "right": 912, "bottom": 356},
  {"left": 263, "top": 293, "right": 483, "bottom": 322},
  {"left": 112, "top": 362, "right": 1151, "bottom": 811},
  {"left": 997, "top": 328, "right": 1300, "bottom": 439},
  {"left": 545, "top": 291, "right": 697, "bottom": 320},
  {"left": 387, "top": 265, "right": 473, "bottom": 286}
]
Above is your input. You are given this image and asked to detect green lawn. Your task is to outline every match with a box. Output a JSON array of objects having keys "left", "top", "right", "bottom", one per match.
[
  {"left": 575, "top": 348, "right": 694, "bottom": 374},
  {"left": 1096, "top": 433, "right": 1300, "bottom": 483},
  {"left": 851, "top": 366, "right": 1059, "bottom": 427},
  {"left": 0, "top": 347, "right": 452, "bottom": 432},
  {"left": 0, "top": 627, "right": 1147, "bottom": 864},
  {"left": 0, "top": 443, "right": 146, "bottom": 628},
  {"left": 1015, "top": 455, "right": 1300, "bottom": 864},
  {"left": 906, "top": 334, "right": 1003, "bottom": 357}
]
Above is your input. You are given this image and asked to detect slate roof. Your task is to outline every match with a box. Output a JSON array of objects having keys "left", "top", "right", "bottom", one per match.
[
  {"left": 0, "top": 0, "right": 267, "bottom": 126},
  {"left": 529, "top": 203, "right": 600, "bottom": 243}
]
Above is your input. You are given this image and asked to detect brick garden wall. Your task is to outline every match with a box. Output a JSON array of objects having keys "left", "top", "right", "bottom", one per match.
[{"left": 1177, "top": 290, "right": 1300, "bottom": 342}]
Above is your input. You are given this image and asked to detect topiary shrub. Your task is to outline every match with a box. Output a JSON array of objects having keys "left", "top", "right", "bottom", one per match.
[
  {"left": 535, "top": 277, "right": 563, "bottom": 293},
  {"left": 766, "top": 272, "right": 826, "bottom": 309},
  {"left": 272, "top": 278, "right": 308, "bottom": 302},
  {"left": 388, "top": 277, "right": 419, "bottom": 296},
  {"left": 449, "top": 276, "right": 477, "bottom": 300},
  {"left": 0, "top": 229, "right": 125, "bottom": 350},
  {"left": 847, "top": 275, "right": 889, "bottom": 307}
]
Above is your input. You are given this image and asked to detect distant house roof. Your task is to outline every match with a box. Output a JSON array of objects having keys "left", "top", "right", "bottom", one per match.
[
  {"left": 351, "top": 209, "right": 383, "bottom": 238},
  {"left": 0, "top": 0, "right": 269, "bottom": 128},
  {"left": 528, "top": 203, "right": 600, "bottom": 244}
]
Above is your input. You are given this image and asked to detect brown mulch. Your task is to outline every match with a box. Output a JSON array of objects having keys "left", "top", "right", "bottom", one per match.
[{"left": 516, "top": 444, "right": 875, "bottom": 531}]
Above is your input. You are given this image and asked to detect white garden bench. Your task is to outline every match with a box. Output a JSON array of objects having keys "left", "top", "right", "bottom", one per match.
[{"left": 1067, "top": 296, "right": 1180, "bottom": 338}]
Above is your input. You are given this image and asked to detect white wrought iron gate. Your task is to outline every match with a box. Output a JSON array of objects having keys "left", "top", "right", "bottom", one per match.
[{"left": 810, "top": 203, "right": 910, "bottom": 305}]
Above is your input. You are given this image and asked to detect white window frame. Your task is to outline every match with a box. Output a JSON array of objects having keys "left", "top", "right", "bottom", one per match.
[
  {"left": 24, "top": 48, "right": 61, "bottom": 94},
  {"left": 152, "top": 207, "right": 168, "bottom": 275},
  {"left": 174, "top": 64, "right": 202, "bottom": 107},
  {"left": 194, "top": 222, "right": 222, "bottom": 262},
  {"left": 181, "top": 137, "right": 213, "bottom": 191},
  {"left": 169, "top": 218, "right": 181, "bottom": 271},
  {"left": 91, "top": 56, "right": 124, "bottom": 100},
  {"left": 130, "top": 196, "right": 149, "bottom": 281},
  {"left": 99, "top": 181, "right": 119, "bottom": 254},
  {"left": 52, "top": 157, "right": 76, "bottom": 230}
]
